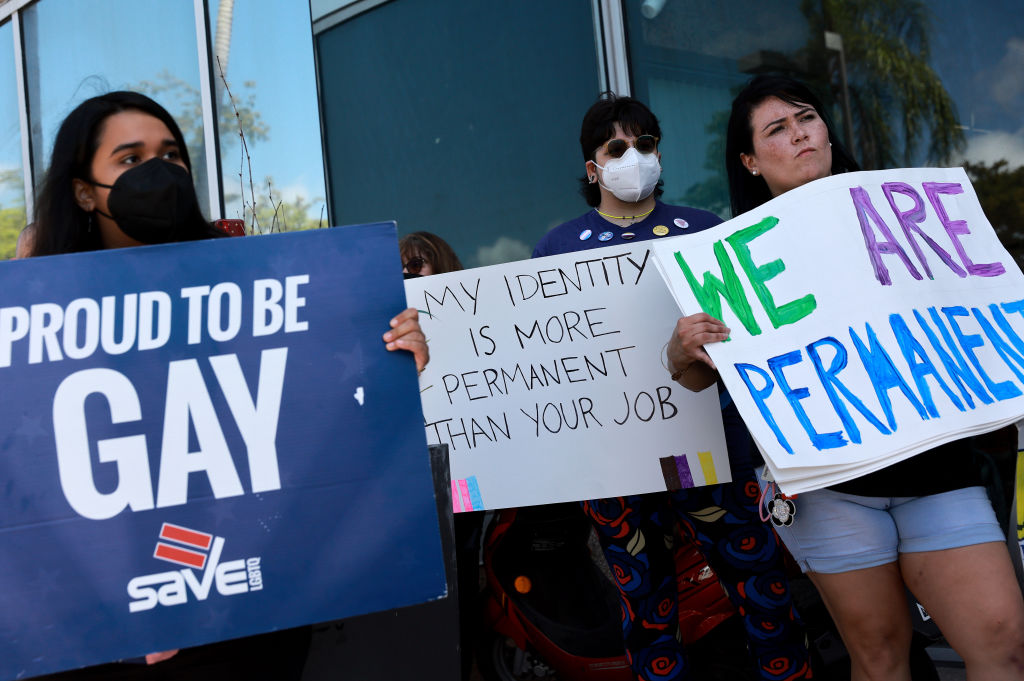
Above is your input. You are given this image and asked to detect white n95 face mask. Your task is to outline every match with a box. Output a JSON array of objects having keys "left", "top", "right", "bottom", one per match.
[{"left": 594, "top": 147, "right": 662, "bottom": 203}]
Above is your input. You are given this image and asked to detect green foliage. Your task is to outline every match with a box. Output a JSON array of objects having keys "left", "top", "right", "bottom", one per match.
[
  {"left": 802, "top": 0, "right": 965, "bottom": 168},
  {"left": 0, "top": 168, "right": 26, "bottom": 260},
  {"left": 250, "top": 178, "right": 324, "bottom": 234},
  {"left": 138, "top": 71, "right": 269, "bottom": 156},
  {"left": 138, "top": 71, "right": 321, "bottom": 234},
  {"left": 0, "top": 205, "right": 26, "bottom": 260},
  {"left": 965, "top": 160, "right": 1024, "bottom": 270}
]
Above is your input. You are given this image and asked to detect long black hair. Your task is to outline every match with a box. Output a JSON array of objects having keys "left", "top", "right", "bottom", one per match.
[
  {"left": 726, "top": 75, "right": 859, "bottom": 217},
  {"left": 578, "top": 92, "right": 664, "bottom": 207},
  {"left": 31, "top": 90, "right": 220, "bottom": 256}
]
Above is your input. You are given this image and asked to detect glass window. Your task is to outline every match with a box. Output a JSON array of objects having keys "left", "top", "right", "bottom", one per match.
[
  {"left": 209, "top": 0, "right": 328, "bottom": 232},
  {"left": 21, "top": 0, "right": 210, "bottom": 214},
  {"left": 623, "top": 0, "right": 1024, "bottom": 231},
  {"left": 315, "top": 0, "right": 601, "bottom": 267},
  {"left": 928, "top": 0, "right": 1024, "bottom": 266},
  {"left": 624, "top": 0, "right": 823, "bottom": 218},
  {"left": 0, "top": 19, "right": 25, "bottom": 260}
]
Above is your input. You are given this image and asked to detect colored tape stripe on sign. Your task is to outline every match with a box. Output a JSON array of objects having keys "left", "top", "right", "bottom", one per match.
[
  {"left": 698, "top": 451, "right": 717, "bottom": 485},
  {"left": 159, "top": 522, "right": 213, "bottom": 550},
  {"left": 659, "top": 456, "right": 698, "bottom": 491},
  {"left": 674, "top": 455, "right": 695, "bottom": 489},
  {"left": 466, "top": 476, "right": 483, "bottom": 510},
  {"left": 451, "top": 477, "right": 485, "bottom": 512},
  {"left": 451, "top": 480, "right": 463, "bottom": 513}
]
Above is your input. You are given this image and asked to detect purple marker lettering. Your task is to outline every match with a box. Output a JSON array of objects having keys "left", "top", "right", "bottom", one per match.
[
  {"left": 882, "top": 182, "right": 965, "bottom": 279},
  {"left": 922, "top": 182, "right": 1005, "bottom": 278},
  {"left": 850, "top": 186, "right": 922, "bottom": 286}
]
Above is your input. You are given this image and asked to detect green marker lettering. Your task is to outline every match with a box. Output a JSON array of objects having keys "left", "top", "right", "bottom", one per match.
[
  {"left": 674, "top": 241, "right": 761, "bottom": 336},
  {"left": 726, "top": 216, "right": 816, "bottom": 329}
]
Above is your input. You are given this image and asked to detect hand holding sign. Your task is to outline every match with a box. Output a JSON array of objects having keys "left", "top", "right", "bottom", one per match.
[{"left": 666, "top": 312, "right": 730, "bottom": 376}]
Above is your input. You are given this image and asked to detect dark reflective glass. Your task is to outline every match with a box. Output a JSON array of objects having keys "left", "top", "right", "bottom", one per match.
[{"left": 316, "top": 0, "right": 600, "bottom": 267}]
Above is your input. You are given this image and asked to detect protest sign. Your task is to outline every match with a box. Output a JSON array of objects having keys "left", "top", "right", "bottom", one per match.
[
  {"left": 652, "top": 167, "right": 1024, "bottom": 493},
  {"left": 405, "top": 246, "right": 729, "bottom": 511},
  {"left": 0, "top": 225, "right": 445, "bottom": 679}
]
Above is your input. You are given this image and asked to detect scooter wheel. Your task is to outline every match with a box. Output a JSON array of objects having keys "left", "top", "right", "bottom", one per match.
[{"left": 476, "top": 632, "right": 560, "bottom": 681}]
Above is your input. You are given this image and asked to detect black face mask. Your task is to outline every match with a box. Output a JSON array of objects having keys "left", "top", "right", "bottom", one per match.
[{"left": 91, "top": 159, "right": 201, "bottom": 244}]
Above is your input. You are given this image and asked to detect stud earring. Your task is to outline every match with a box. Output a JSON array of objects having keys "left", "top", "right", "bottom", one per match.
[
  {"left": 752, "top": 169, "right": 759, "bottom": 176},
  {"left": 589, "top": 176, "right": 596, "bottom": 183}
]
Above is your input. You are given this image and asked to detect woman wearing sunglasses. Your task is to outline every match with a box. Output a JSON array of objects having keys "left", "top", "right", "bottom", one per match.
[
  {"left": 533, "top": 93, "right": 812, "bottom": 681},
  {"left": 400, "top": 231, "right": 463, "bottom": 277}
]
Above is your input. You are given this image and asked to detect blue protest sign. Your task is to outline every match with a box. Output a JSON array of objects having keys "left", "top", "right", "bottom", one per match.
[{"left": 0, "top": 224, "right": 446, "bottom": 679}]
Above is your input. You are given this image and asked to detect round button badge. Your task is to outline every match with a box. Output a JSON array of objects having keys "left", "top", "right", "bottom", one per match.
[
  {"left": 621, "top": 232, "right": 636, "bottom": 240},
  {"left": 579, "top": 229, "right": 592, "bottom": 241},
  {"left": 653, "top": 225, "right": 669, "bottom": 236},
  {"left": 674, "top": 218, "right": 689, "bottom": 230},
  {"left": 598, "top": 231, "right": 613, "bottom": 242}
]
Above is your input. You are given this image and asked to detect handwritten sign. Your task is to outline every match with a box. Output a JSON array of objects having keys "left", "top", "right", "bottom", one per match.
[
  {"left": 0, "top": 225, "right": 445, "bottom": 679},
  {"left": 652, "top": 168, "right": 1024, "bottom": 493},
  {"left": 405, "top": 246, "right": 729, "bottom": 511}
]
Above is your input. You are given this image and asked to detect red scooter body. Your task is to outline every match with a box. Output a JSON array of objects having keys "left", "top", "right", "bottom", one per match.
[{"left": 478, "top": 503, "right": 734, "bottom": 681}]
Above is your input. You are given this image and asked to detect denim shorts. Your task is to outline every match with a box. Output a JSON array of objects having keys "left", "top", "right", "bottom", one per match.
[{"left": 757, "top": 475, "right": 1004, "bottom": 574}]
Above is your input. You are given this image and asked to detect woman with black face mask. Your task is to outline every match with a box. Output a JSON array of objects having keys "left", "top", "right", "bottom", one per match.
[
  {"left": 26, "top": 91, "right": 428, "bottom": 679},
  {"left": 29, "top": 90, "right": 428, "bottom": 368},
  {"left": 30, "top": 92, "right": 223, "bottom": 254}
]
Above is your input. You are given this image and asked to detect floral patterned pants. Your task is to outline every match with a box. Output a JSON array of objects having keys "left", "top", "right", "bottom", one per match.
[{"left": 582, "top": 473, "right": 812, "bottom": 681}]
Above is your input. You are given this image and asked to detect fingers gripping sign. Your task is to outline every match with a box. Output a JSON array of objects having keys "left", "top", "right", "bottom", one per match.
[
  {"left": 666, "top": 312, "right": 729, "bottom": 389},
  {"left": 383, "top": 307, "right": 429, "bottom": 373}
]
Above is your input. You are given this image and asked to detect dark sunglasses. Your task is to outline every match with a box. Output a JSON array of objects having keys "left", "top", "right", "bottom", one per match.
[
  {"left": 598, "top": 134, "right": 659, "bottom": 158},
  {"left": 403, "top": 256, "right": 427, "bottom": 274}
]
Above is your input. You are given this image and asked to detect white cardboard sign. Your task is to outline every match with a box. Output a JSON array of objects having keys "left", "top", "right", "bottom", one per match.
[
  {"left": 651, "top": 168, "right": 1024, "bottom": 493},
  {"left": 405, "top": 245, "right": 730, "bottom": 511}
]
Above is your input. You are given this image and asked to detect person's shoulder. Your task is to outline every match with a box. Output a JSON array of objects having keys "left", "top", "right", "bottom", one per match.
[
  {"left": 656, "top": 202, "right": 723, "bottom": 231},
  {"left": 532, "top": 211, "right": 594, "bottom": 258}
]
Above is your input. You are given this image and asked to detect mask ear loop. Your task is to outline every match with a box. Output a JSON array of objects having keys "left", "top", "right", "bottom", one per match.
[{"left": 758, "top": 480, "right": 776, "bottom": 523}]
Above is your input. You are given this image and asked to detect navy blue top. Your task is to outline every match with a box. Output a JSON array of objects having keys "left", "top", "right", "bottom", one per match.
[
  {"left": 532, "top": 202, "right": 756, "bottom": 474},
  {"left": 533, "top": 201, "right": 721, "bottom": 258}
]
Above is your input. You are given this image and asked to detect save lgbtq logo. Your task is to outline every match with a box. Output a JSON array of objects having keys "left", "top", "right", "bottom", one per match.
[{"left": 127, "top": 522, "right": 264, "bottom": 613}]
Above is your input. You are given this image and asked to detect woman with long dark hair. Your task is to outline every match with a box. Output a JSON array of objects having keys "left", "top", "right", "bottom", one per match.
[
  {"left": 668, "top": 74, "right": 1024, "bottom": 681},
  {"left": 28, "top": 90, "right": 426, "bottom": 679}
]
